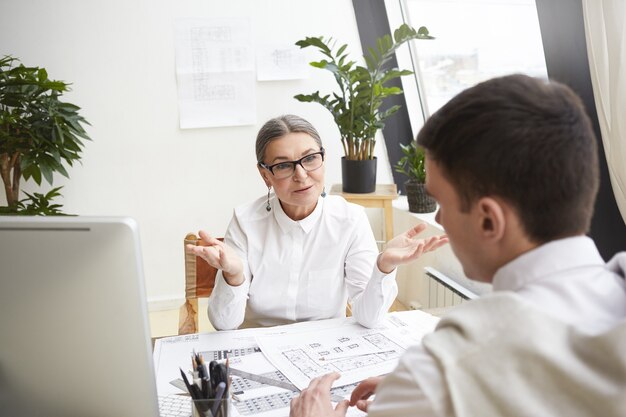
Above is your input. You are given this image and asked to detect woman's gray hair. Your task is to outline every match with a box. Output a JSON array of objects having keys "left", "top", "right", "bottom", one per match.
[{"left": 255, "top": 115, "right": 323, "bottom": 163}]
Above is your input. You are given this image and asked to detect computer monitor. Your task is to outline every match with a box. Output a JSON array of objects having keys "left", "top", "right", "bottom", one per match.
[{"left": 0, "top": 216, "right": 159, "bottom": 417}]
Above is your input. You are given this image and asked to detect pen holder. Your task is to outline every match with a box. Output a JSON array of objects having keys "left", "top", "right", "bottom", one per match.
[{"left": 192, "top": 396, "right": 231, "bottom": 417}]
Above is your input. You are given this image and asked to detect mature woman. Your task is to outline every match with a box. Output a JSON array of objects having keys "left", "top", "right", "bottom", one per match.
[{"left": 188, "top": 115, "right": 447, "bottom": 330}]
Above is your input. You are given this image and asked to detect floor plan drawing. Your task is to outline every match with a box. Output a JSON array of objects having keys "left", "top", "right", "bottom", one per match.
[
  {"left": 256, "top": 316, "right": 434, "bottom": 389},
  {"left": 280, "top": 332, "right": 404, "bottom": 380}
]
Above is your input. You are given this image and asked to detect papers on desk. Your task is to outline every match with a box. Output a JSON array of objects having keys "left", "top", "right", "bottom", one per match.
[
  {"left": 256, "top": 313, "right": 433, "bottom": 390},
  {"left": 153, "top": 311, "right": 439, "bottom": 416},
  {"left": 154, "top": 317, "right": 351, "bottom": 396}
]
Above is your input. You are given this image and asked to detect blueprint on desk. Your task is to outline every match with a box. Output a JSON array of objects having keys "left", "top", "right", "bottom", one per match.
[
  {"left": 255, "top": 310, "right": 439, "bottom": 389},
  {"left": 153, "top": 311, "right": 439, "bottom": 416}
]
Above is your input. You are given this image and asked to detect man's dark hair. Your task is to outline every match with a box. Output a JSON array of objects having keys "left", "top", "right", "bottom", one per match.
[{"left": 417, "top": 74, "right": 599, "bottom": 243}]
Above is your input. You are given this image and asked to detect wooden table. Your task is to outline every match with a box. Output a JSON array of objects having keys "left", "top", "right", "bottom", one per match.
[{"left": 330, "top": 184, "right": 398, "bottom": 242}]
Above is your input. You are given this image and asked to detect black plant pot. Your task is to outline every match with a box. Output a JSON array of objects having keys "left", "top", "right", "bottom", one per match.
[
  {"left": 342, "top": 157, "right": 377, "bottom": 193},
  {"left": 405, "top": 180, "right": 436, "bottom": 213}
]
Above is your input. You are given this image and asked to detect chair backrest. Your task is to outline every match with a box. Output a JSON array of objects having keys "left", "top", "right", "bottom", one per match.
[{"left": 179, "top": 233, "right": 222, "bottom": 335}]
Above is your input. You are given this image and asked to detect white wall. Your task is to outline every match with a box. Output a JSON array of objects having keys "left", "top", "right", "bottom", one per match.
[{"left": 0, "top": 0, "right": 395, "bottom": 308}]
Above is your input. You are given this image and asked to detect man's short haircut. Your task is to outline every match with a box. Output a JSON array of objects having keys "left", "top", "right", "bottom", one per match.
[{"left": 417, "top": 74, "right": 599, "bottom": 243}]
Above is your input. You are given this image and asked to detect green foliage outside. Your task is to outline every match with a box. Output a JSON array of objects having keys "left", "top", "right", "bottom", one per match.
[
  {"left": 0, "top": 55, "right": 91, "bottom": 214},
  {"left": 294, "top": 24, "right": 433, "bottom": 160},
  {"left": 394, "top": 141, "right": 426, "bottom": 183}
]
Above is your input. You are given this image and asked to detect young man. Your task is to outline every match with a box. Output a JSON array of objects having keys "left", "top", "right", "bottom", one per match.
[{"left": 289, "top": 74, "right": 626, "bottom": 417}]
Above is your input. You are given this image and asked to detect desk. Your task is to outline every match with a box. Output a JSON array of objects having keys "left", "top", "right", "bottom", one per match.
[
  {"left": 154, "top": 310, "right": 439, "bottom": 416},
  {"left": 330, "top": 184, "right": 398, "bottom": 241}
]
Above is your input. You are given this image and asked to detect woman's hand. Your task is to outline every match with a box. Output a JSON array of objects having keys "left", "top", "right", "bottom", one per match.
[
  {"left": 185, "top": 230, "right": 245, "bottom": 286},
  {"left": 290, "top": 373, "right": 349, "bottom": 417},
  {"left": 349, "top": 376, "right": 384, "bottom": 412},
  {"left": 377, "top": 223, "right": 448, "bottom": 273}
]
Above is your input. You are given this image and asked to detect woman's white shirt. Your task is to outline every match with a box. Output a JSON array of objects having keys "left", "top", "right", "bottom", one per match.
[{"left": 207, "top": 194, "right": 398, "bottom": 330}]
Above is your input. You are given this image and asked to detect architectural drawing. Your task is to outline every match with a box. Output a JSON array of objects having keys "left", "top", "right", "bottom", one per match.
[
  {"left": 280, "top": 332, "right": 403, "bottom": 379},
  {"left": 257, "top": 324, "right": 415, "bottom": 389}
]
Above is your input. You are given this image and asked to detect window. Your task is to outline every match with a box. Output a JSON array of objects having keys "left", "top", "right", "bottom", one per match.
[{"left": 387, "top": 0, "right": 548, "bottom": 130}]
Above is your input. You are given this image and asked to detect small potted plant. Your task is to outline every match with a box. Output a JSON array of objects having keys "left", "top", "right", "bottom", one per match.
[
  {"left": 394, "top": 141, "right": 436, "bottom": 213},
  {"left": 295, "top": 24, "right": 433, "bottom": 193},
  {"left": 0, "top": 55, "right": 91, "bottom": 215}
]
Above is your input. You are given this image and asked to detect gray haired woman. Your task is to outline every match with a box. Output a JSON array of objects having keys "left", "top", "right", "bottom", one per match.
[{"left": 187, "top": 114, "right": 447, "bottom": 330}]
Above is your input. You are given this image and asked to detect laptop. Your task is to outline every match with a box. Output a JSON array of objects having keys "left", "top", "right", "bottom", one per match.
[{"left": 0, "top": 217, "right": 160, "bottom": 417}]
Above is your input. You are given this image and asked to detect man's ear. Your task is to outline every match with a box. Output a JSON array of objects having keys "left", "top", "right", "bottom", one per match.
[
  {"left": 476, "top": 197, "right": 506, "bottom": 241},
  {"left": 257, "top": 165, "right": 272, "bottom": 188}
]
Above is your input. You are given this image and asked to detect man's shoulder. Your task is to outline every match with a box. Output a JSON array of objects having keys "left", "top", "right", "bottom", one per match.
[
  {"left": 437, "top": 292, "right": 530, "bottom": 324},
  {"left": 422, "top": 293, "right": 540, "bottom": 352}
]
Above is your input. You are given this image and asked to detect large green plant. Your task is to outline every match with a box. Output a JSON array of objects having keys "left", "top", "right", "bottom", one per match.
[
  {"left": 394, "top": 141, "right": 426, "bottom": 183},
  {"left": 294, "top": 24, "right": 433, "bottom": 160},
  {"left": 0, "top": 55, "right": 90, "bottom": 213}
]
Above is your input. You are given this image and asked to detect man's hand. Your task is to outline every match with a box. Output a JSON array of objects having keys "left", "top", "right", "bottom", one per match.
[
  {"left": 290, "top": 373, "right": 349, "bottom": 417},
  {"left": 377, "top": 223, "right": 448, "bottom": 273},
  {"left": 349, "top": 376, "right": 384, "bottom": 412},
  {"left": 185, "top": 230, "right": 245, "bottom": 286}
]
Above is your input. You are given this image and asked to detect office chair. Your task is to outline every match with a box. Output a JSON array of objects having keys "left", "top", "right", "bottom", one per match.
[{"left": 179, "top": 233, "right": 222, "bottom": 335}]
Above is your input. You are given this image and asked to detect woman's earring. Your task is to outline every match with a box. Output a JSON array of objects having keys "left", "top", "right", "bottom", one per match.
[
  {"left": 321, "top": 186, "right": 327, "bottom": 198},
  {"left": 266, "top": 186, "right": 272, "bottom": 212}
]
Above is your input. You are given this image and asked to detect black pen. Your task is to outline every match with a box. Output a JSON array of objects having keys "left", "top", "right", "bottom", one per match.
[
  {"left": 202, "top": 375, "right": 209, "bottom": 399},
  {"left": 180, "top": 368, "right": 203, "bottom": 400},
  {"left": 180, "top": 368, "right": 194, "bottom": 397},
  {"left": 209, "top": 360, "right": 218, "bottom": 391}
]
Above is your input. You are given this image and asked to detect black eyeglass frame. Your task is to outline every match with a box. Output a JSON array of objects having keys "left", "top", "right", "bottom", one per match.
[{"left": 258, "top": 148, "right": 325, "bottom": 177}]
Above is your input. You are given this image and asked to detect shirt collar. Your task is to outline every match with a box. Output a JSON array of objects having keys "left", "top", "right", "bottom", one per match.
[
  {"left": 273, "top": 196, "right": 324, "bottom": 234},
  {"left": 492, "top": 236, "right": 605, "bottom": 291}
]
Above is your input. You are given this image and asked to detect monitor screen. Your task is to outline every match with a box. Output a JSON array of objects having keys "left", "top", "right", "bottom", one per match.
[{"left": 0, "top": 216, "right": 159, "bottom": 417}]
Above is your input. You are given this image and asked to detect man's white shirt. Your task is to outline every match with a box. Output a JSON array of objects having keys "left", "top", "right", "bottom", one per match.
[{"left": 369, "top": 236, "right": 626, "bottom": 417}]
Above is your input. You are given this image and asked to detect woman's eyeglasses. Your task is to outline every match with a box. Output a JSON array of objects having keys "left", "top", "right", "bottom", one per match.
[{"left": 259, "top": 148, "right": 325, "bottom": 179}]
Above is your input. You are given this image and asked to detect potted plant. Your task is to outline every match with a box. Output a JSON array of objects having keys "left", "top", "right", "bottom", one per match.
[
  {"left": 394, "top": 141, "right": 436, "bottom": 213},
  {"left": 294, "top": 24, "right": 433, "bottom": 193},
  {"left": 0, "top": 55, "right": 91, "bottom": 215}
]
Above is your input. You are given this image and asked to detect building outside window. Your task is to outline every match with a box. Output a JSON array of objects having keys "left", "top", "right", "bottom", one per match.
[{"left": 387, "top": 0, "right": 548, "bottom": 129}]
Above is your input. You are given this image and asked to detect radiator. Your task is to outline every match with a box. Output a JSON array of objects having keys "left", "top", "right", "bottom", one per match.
[{"left": 422, "top": 267, "right": 478, "bottom": 310}]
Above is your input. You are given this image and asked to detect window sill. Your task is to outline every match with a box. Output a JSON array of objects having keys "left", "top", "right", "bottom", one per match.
[{"left": 392, "top": 196, "right": 443, "bottom": 232}]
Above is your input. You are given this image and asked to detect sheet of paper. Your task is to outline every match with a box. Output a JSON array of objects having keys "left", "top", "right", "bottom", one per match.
[
  {"left": 154, "top": 327, "right": 267, "bottom": 395},
  {"left": 256, "top": 311, "right": 439, "bottom": 390},
  {"left": 256, "top": 44, "right": 309, "bottom": 81},
  {"left": 174, "top": 18, "right": 256, "bottom": 128},
  {"left": 176, "top": 71, "right": 256, "bottom": 129},
  {"left": 384, "top": 310, "right": 441, "bottom": 347},
  {"left": 154, "top": 317, "right": 353, "bottom": 395},
  {"left": 229, "top": 352, "right": 365, "bottom": 417},
  {"left": 228, "top": 352, "right": 295, "bottom": 416}
]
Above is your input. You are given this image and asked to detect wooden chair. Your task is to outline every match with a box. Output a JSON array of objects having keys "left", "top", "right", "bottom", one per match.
[{"left": 178, "top": 233, "right": 222, "bottom": 335}]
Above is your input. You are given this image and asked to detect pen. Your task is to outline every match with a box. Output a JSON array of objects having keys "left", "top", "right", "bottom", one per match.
[
  {"left": 226, "top": 356, "right": 230, "bottom": 387},
  {"left": 209, "top": 360, "right": 218, "bottom": 391},
  {"left": 211, "top": 381, "right": 226, "bottom": 416},
  {"left": 196, "top": 353, "right": 209, "bottom": 398},
  {"left": 203, "top": 374, "right": 212, "bottom": 399},
  {"left": 180, "top": 368, "right": 202, "bottom": 400}
]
